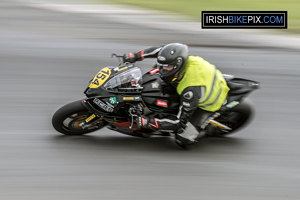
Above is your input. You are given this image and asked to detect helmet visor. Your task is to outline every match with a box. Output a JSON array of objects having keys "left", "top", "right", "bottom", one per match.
[{"left": 157, "top": 63, "right": 175, "bottom": 71}]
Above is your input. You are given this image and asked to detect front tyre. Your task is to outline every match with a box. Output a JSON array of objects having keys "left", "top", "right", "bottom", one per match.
[{"left": 52, "top": 100, "right": 107, "bottom": 135}]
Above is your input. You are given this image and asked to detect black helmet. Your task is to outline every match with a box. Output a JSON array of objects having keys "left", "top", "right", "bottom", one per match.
[{"left": 157, "top": 43, "right": 189, "bottom": 84}]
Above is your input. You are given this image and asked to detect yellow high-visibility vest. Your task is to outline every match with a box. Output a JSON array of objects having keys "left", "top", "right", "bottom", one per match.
[{"left": 177, "top": 56, "right": 229, "bottom": 112}]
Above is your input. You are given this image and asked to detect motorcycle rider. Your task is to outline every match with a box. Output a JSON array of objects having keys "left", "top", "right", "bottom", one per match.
[{"left": 123, "top": 43, "right": 230, "bottom": 148}]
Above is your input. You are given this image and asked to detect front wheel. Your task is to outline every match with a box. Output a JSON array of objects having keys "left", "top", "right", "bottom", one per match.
[{"left": 52, "top": 100, "right": 107, "bottom": 135}]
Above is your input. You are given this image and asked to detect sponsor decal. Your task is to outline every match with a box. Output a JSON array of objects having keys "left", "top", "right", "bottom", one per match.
[
  {"left": 93, "top": 98, "right": 114, "bottom": 112},
  {"left": 122, "top": 96, "right": 141, "bottom": 101},
  {"left": 156, "top": 100, "right": 168, "bottom": 108},
  {"left": 149, "top": 68, "right": 159, "bottom": 74},
  {"left": 123, "top": 97, "right": 134, "bottom": 100},
  {"left": 151, "top": 82, "right": 159, "bottom": 89},
  {"left": 85, "top": 114, "right": 96, "bottom": 123},
  {"left": 226, "top": 101, "right": 240, "bottom": 108},
  {"left": 117, "top": 66, "right": 128, "bottom": 72},
  {"left": 89, "top": 68, "right": 111, "bottom": 88},
  {"left": 109, "top": 97, "right": 118, "bottom": 104}
]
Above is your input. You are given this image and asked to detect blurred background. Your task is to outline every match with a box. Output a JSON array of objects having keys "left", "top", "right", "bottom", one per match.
[{"left": 1, "top": 0, "right": 300, "bottom": 200}]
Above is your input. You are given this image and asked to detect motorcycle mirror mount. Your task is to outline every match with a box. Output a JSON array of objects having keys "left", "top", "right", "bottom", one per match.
[{"left": 111, "top": 53, "right": 125, "bottom": 66}]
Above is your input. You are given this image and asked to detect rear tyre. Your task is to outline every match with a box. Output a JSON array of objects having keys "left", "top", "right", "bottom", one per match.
[
  {"left": 208, "top": 98, "right": 254, "bottom": 137},
  {"left": 52, "top": 100, "right": 107, "bottom": 135}
]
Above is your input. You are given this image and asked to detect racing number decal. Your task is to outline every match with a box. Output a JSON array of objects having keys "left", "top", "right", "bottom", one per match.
[{"left": 89, "top": 68, "right": 111, "bottom": 88}]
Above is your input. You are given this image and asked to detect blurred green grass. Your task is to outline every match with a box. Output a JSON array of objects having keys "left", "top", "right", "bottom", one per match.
[{"left": 94, "top": 0, "right": 300, "bottom": 33}]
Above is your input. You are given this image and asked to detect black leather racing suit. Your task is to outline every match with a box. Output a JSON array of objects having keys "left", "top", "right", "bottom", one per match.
[{"left": 128, "top": 46, "right": 215, "bottom": 142}]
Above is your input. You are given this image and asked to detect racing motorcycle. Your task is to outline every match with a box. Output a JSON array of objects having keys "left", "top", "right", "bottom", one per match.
[{"left": 52, "top": 54, "right": 259, "bottom": 145}]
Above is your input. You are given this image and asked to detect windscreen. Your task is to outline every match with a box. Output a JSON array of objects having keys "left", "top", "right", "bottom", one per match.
[{"left": 103, "top": 67, "right": 142, "bottom": 90}]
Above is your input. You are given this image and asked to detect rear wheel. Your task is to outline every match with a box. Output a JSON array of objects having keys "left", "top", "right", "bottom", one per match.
[
  {"left": 208, "top": 98, "right": 254, "bottom": 137},
  {"left": 52, "top": 100, "right": 107, "bottom": 135}
]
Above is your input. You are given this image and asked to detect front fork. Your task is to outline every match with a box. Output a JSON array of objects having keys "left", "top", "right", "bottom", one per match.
[{"left": 79, "top": 113, "right": 103, "bottom": 129}]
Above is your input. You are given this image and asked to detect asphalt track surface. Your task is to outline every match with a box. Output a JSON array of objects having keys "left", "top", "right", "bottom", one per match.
[{"left": 1, "top": 1, "right": 300, "bottom": 200}]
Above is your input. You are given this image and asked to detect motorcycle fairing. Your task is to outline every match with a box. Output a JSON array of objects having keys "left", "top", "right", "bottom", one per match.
[
  {"left": 89, "top": 67, "right": 111, "bottom": 88},
  {"left": 141, "top": 71, "right": 180, "bottom": 112},
  {"left": 225, "top": 77, "right": 260, "bottom": 104}
]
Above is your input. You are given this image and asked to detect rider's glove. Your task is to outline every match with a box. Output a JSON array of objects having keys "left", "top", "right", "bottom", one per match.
[
  {"left": 136, "top": 115, "right": 159, "bottom": 131},
  {"left": 123, "top": 52, "right": 136, "bottom": 63},
  {"left": 123, "top": 50, "right": 144, "bottom": 63}
]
